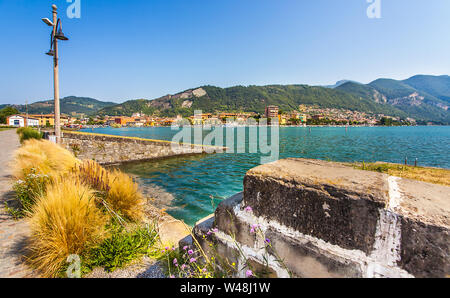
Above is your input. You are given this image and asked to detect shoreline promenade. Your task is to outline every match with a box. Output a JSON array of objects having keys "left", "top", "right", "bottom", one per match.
[{"left": 0, "top": 129, "right": 37, "bottom": 277}]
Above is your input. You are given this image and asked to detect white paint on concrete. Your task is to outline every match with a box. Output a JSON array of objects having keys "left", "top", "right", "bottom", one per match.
[
  {"left": 387, "top": 176, "right": 402, "bottom": 211},
  {"left": 213, "top": 229, "right": 291, "bottom": 278},
  {"left": 225, "top": 202, "right": 414, "bottom": 278},
  {"left": 365, "top": 176, "right": 406, "bottom": 276},
  {"left": 369, "top": 209, "right": 402, "bottom": 267}
]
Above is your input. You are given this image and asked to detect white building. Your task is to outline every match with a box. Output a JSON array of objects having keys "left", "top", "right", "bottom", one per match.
[{"left": 7, "top": 115, "right": 39, "bottom": 127}]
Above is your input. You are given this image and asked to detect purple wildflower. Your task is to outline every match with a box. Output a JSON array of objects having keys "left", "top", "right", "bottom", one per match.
[
  {"left": 190, "top": 258, "right": 197, "bottom": 263},
  {"left": 188, "top": 249, "right": 194, "bottom": 255},
  {"left": 250, "top": 224, "right": 259, "bottom": 233},
  {"left": 244, "top": 206, "right": 253, "bottom": 212},
  {"left": 173, "top": 258, "right": 178, "bottom": 264},
  {"left": 183, "top": 246, "right": 188, "bottom": 250},
  {"left": 246, "top": 270, "right": 253, "bottom": 277}
]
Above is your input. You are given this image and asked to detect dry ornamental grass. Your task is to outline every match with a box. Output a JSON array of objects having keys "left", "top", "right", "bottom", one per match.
[{"left": 28, "top": 177, "right": 109, "bottom": 277}]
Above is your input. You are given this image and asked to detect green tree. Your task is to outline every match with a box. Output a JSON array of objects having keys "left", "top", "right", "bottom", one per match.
[{"left": 0, "top": 106, "right": 19, "bottom": 124}]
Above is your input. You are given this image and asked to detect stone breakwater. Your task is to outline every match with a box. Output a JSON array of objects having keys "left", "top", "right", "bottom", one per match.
[
  {"left": 183, "top": 158, "right": 450, "bottom": 278},
  {"left": 62, "top": 131, "right": 223, "bottom": 165}
]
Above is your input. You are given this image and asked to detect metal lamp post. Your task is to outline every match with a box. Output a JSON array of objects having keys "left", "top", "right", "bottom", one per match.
[{"left": 42, "top": 4, "right": 69, "bottom": 144}]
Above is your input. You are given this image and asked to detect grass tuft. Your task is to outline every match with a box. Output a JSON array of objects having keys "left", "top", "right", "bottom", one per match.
[
  {"left": 107, "top": 169, "right": 145, "bottom": 222},
  {"left": 16, "top": 127, "right": 43, "bottom": 143},
  {"left": 11, "top": 139, "right": 80, "bottom": 179},
  {"left": 28, "top": 177, "right": 109, "bottom": 277},
  {"left": 354, "top": 162, "right": 450, "bottom": 186},
  {"left": 73, "top": 160, "right": 145, "bottom": 222},
  {"left": 82, "top": 223, "right": 159, "bottom": 273}
]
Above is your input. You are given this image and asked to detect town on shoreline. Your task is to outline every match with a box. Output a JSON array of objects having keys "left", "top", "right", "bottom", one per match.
[{"left": 2, "top": 104, "right": 419, "bottom": 129}]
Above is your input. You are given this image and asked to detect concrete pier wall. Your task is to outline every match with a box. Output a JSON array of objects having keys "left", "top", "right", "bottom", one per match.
[
  {"left": 186, "top": 158, "right": 450, "bottom": 278},
  {"left": 61, "top": 131, "right": 219, "bottom": 165}
]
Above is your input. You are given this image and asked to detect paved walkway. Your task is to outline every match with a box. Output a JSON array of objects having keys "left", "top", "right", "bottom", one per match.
[{"left": 0, "top": 129, "right": 37, "bottom": 278}]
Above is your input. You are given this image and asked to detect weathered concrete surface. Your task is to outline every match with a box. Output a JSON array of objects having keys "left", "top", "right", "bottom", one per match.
[
  {"left": 393, "top": 178, "right": 450, "bottom": 277},
  {"left": 62, "top": 131, "right": 222, "bottom": 165},
  {"left": 244, "top": 158, "right": 389, "bottom": 254},
  {"left": 189, "top": 158, "right": 450, "bottom": 278},
  {"left": 0, "top": 129, "right": 38, "bottom": 278},
  {"left": 265, "top": 228, "right": 363, "bottom": 278},
  {"left": 215, "top": 193, "right": 258, "bottom": 248}
]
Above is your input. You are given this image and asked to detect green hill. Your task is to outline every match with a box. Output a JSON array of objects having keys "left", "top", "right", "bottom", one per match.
[
  {"left": 1, "top": 96, "right": 116, "bottom": 116},
  {"left": 99, "top": 84, "right": 409, "bottom": 119},
  {"left": 404, "top": 75, "right": 450, "bottom": 103},
  {"left": 4, "top": 74, "right": 448, "bottom": 124},
  {"left": 367, "top": 78, "right": 449, "bottom": 123},
  {"left": 336, "top": 82, "right": 387, "bottom": 104},
  {"left": 334, "top": 76, "right": 450, "bottom": 124}
]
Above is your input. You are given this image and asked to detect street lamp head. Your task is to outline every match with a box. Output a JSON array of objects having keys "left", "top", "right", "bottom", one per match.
[
  {"left": 55, "top": 28, "right": 69, "bottom": 41},
  {"left": 42, "top": 18, "right": 54, "bottom": 26},
  {"left": 45, "top": 49, "right": 55, "bottom": 56},
  {"left": 52, "top": 4, "right": 57, "bottom": 11},
  {"left": 54, "top": 19, "right": 69, "bottom": 41}
]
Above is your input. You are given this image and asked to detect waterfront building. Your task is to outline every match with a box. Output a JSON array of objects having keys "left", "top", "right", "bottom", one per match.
[
  {"left": 301, "top": 114, "right": 307, "bottom": 123},
  {"left": 7, "top": 115, "right": 40, "bottom": 127},
  {"left": 28, "top": 114, "right": 70, "bottom": 127},
  {"left": 265, "top": 105, "right": 279, "bottom": 118},
  {"left": 114, "top": 116, "right": 135, "bottom": 126}
]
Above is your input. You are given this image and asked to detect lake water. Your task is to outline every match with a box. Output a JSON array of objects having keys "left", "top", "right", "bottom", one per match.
[{"left": 81, "top": 126, "right": 450, "bottom": 225}]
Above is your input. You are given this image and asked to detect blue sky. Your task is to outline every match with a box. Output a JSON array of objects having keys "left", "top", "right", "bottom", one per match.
[{"left": 0, "top": 0, "right": 449, "bottom": 104}]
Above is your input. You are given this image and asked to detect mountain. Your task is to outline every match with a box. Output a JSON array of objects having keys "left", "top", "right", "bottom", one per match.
[
  {"left": 336, "top": 82, "right": 387, "bottom": 104},
  {"left": 4, "top": 74, "right": 448, "bottom": 124},
  {"left": 403, "top": 75, "right": 450, "bottom": 103},
  {"left": 0, "top": 96, "right": 116, "bottom": 116},
  {"left": 323, "top": 80, "right": 360, "bottom": 89},
  {"left": 335, "top": 75, "right": 450, "bottom": 124},
  {"left": 368, "top": 78, "right": 449, "bottom": 123},
  {"left": 99, "top": 85, "right": 408, "bottom": 119}
]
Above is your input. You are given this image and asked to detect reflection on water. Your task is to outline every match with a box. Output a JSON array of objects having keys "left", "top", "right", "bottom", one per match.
[{"left": 86, "top": 126, "right": 450, "bottom": 225}]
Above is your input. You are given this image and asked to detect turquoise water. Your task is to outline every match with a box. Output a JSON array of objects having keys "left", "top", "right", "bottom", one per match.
[{"left": 82, "top": 126, "right": 450, "bottom": 225}]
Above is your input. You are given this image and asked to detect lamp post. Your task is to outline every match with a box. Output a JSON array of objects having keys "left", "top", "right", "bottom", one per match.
[{"left": 42, "top": 4, "right": 69, "bottom": 144}]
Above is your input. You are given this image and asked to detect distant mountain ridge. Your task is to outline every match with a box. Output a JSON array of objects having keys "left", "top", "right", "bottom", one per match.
[
  {"left": 98, "top": 75, "right": 449, "bottom": 124},
  {"left": 404, "top": 75, "right": 450, "bottom": 103},
  {"left": 323, "top": 80, "right": 361, "bottom": 89},
  {"left": 2, "top": 75, "right": 449, "bottom": 124},
  {"left": 0, "top": 96, "right": 116, "bottom": 116},
  {"left": 337, "top": 75, "right": 449, "bottom": 123},
  {"left": 98, "top": 85, "right": 408, "bottom": 120}
]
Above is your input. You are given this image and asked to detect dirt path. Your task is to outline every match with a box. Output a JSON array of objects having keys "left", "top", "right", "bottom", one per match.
[{"left": 0, "top": 129, "right": 37, "bottom": 277}]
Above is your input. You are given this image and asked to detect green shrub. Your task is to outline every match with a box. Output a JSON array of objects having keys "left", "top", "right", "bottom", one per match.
[
  {"left": 82, "top": 223, "right": 159, "bottom": 274},
  {"left": 12, "top": 169, "right": 51, "bottom": 217},
  {"left": 17, "top": 127, "right": 43, "bottom": 143}
]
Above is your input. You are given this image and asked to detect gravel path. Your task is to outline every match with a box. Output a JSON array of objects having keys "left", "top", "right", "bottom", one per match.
[
  {"left": 86, "top": 256, "right": 166, "bottom": 278},
  {"left": 0, "top": 129, "right": 37, "bottom": 278}
]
